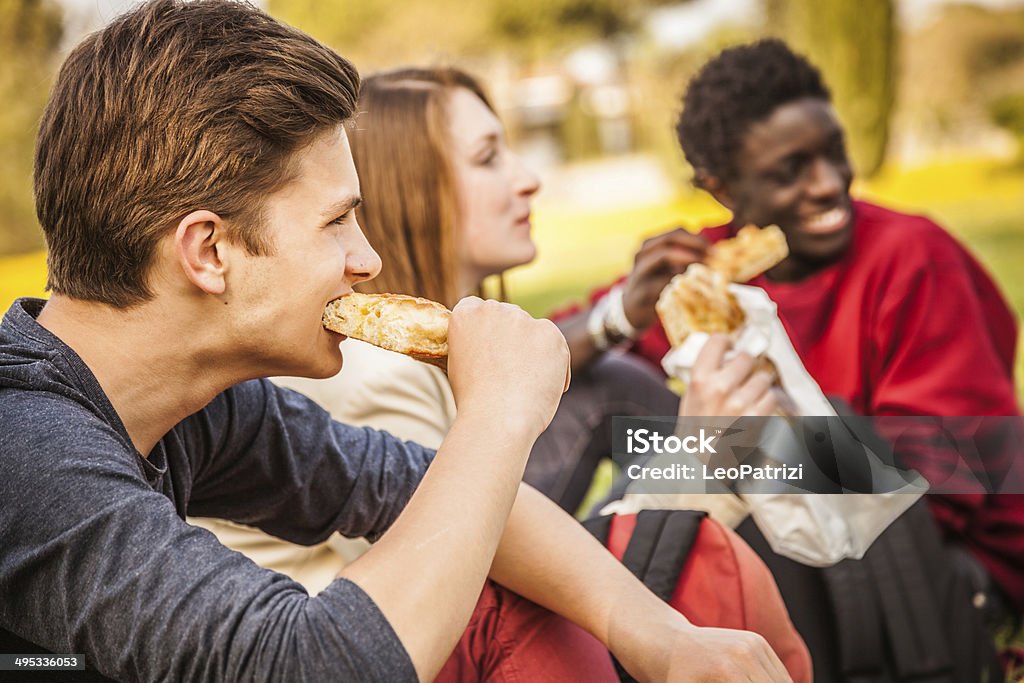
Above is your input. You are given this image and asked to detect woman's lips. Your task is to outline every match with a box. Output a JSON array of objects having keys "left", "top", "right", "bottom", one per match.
[{"left": 801, "top": 206, "right": 849, "bottom": 235}]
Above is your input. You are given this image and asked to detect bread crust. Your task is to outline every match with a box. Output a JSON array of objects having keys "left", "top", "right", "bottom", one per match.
[
  {"left": 323, "top": 293, "right": 451, "bottom": 370},
  {"left": 656, "top": 264, "right": 744, "bottom": 348},
  {"left": 705, "top": 224, "right": 788, "bottom": 283}
]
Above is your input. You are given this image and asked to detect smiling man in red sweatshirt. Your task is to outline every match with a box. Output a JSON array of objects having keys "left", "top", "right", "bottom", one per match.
[{"left": 558, "top": 39, "right": 1023, "bottom": 619}]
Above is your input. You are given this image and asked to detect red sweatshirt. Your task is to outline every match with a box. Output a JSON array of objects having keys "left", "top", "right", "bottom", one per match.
[{"left": 570, "top": 200, "right": 1024, "bottom": 609}]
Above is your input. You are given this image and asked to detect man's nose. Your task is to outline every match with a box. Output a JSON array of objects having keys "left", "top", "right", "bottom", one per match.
[{"left": 346, "top": 225, "right": 383, "bottom": 284}]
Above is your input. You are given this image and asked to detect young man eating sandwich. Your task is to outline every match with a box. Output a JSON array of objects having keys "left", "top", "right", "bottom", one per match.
[{"left": 0, "top": 1, "right": 793, "bottom": 681}]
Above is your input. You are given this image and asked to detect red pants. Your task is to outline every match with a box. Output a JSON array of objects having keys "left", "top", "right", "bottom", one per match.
[{"left": 435, "top": 581, "right": 618, "bottom": 682}]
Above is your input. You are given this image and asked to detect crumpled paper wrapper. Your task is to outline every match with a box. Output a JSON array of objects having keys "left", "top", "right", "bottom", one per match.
[
  {"left": 603, "top": 283, "right": 927, "bottom": 567},
  {"left": 661, "top": 284, "right": 833, "bottom": 416}
]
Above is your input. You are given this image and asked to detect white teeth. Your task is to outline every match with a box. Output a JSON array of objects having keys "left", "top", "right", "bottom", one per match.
[{"left": 806, "top": 207, "right": 846, "bottom": 230}]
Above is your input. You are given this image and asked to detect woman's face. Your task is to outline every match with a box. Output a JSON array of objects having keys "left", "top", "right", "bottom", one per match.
[{"left": 447, "top": 87, "right": 540, "bottom": 294}]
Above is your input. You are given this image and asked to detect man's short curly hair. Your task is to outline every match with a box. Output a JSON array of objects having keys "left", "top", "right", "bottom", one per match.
[{"left": 676, "top": 39, "right": 830, "bottom": 182}]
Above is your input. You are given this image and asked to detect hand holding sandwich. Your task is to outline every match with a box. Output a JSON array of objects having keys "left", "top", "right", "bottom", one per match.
[
  {"left": 559, "top": 223, "right": 784, "bottom": 373},
  {"left": 323, "top": 292, "right": 570, "bottom": 441},
  {"left": 326, "top": 292, "right": 789, "bottom": 681},
  {"left": 621, "top": 228, "right": 710, "bottom": 331},
  {"left": 447, "top": 296, "right": 571, "bottom": 441},
  {"left": 681, "top": 333, "right": 778, "bottom": 417}
]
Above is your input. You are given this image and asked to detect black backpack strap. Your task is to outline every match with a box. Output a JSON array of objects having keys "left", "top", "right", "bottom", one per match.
[
  {"left": 618, "top": 510, "right": 671, "bottom": 583},
  {"left": 821, "top": 560, "right": 887, "bottom": 678},
  {"left": 864, "top": 520, "right": 952, "bottom": 680},
  {"left": 582, "top": 513, "right": 614, "bottom": 546},
  {"left": 636, "top": 510, "right": 705, "bottom": 603},
  {"left": 585, "top": 510, "right": 706, "bottom": 602},
  {"left": 583, "top": 510, "right": 707, "bottom": 683},
  {"left": 585, "top": 507, "right": 704, "bottom": 598}
]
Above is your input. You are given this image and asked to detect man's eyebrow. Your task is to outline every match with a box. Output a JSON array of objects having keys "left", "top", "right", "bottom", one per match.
[{"left": 321, "top": 195, "right": 363, "bottom": 220}]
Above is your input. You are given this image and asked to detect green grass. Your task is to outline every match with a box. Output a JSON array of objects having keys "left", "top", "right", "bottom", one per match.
[
  {"left": 504, "top": 192, "right": 731, "bottom": 316},
  {"left": 997, "top": 619, "right": 1024, "bottom": 683}
]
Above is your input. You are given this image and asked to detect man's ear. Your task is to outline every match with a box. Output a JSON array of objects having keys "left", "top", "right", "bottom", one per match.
[
  {"left": 695, "top": 169, "right": 735, "bottom": 211},
  {"left": 174, "top": 210, "right": 228, "bottom": 295}
]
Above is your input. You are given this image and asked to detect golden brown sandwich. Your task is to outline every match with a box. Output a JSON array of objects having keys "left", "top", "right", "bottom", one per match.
[
  {"left": 656, "top": 264, "right": 745, "bottom": 348},
  {"left": 705, "top": 224, "right": 788, "bottom": 283},
  {"left": 657, "top": 264, "right": 778, "bottom": 381},
  {"left": 323, "top": 292, "right": 450, "bottom": 370},
  {"left": 656, "top": 223, "right": 788, "bottom": 348}
]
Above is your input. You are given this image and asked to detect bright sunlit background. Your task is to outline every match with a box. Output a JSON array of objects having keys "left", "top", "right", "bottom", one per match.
[
  {"left": 3, "top": 0, "right": 1023, "bottom": 667},
  {"left": 2, "top": 0, "right": 1023, "bottom": 400}
]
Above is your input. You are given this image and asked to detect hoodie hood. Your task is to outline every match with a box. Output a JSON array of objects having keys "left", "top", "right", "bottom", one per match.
[{"left": 0, "top": 298, "right": 122, "bottom": 429}]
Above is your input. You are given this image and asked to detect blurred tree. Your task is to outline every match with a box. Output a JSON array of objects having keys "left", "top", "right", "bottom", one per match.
[
  {"left": 269, "top": 0, "right": 679, "bottom": 70},
  {"left": 899, "top": 5, "right": 1024, "bottom": 162},
  {"left": 990, "top": 94, "right": 1024, "bottom": 165},
  {"left": 268, "top": 0, "right": 490, "bottom": 70},
  {"left": 269, "top": 0, "right": 675, "bottom": 162},
  {"left": 766, "top": 0, "right": 896, "bottom": 178},
  {"left": 488, "top": 0, "right": 643, "bottom": 60},
  {"left": 0, "top": 0, "right": 63, "bottom": 256}
]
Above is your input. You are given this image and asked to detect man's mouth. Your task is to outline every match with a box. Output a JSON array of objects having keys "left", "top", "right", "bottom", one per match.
[
  {"left": 324, "top": 293, "right": 352, "bottom": 341},
  {"left": 801, "top": 206, "right": 849, "bottom": 235},
  {"left": 322, "top": 325, "right": 348, "bottom": 342}
]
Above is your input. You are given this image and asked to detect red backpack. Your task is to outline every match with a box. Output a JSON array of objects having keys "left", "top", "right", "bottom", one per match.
[{"left": 584, "top": 509, "right": 812, "bottom": 683}]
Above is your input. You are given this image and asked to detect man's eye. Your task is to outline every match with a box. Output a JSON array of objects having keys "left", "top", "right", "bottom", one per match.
[
  {"left": 828, "top": 139, "right": 848, "bottom": 162},
  {"left": 770, "top": 162, "right": 801, "bottom": 184}
]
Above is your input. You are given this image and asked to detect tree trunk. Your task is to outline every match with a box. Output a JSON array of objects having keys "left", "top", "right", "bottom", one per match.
[
  {"left": 0, "top": 0, "right": 64, "bottom": 256},
  {"left": 766, "top": 0, "right": 896, "bottom": 178}
]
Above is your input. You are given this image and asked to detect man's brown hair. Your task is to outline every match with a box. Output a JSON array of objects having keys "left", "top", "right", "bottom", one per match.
[
  {"left": 34, "top": 0, "right": 360, "bottom": 307},
  {"left": 349, "top": 67, "right": 495, "bottom": 308}
]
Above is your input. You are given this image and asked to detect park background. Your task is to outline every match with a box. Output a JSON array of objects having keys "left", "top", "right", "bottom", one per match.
[
  {"left": 1, "top": 0, "right": 1023, "bottom": 402},
  {"left": 2, "top": 0, "right": 1024, "bottom": 672}
]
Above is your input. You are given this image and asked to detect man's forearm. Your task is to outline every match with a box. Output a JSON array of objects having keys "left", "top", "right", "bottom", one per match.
[
  {"left": 489, "top": 484, "right": 687, "bottom": 676},
  {"left": 340, "top": 415, "right": 537, "bottom": 681}
]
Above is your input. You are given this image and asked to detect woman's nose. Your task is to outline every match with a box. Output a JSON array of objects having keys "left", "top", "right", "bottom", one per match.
[{"left": 513, "top": 153, "right": 541, "bottom": 197}]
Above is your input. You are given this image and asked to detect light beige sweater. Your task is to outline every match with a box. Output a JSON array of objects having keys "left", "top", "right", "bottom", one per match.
[{"left": 189, "top": 339, "right": 456, "bottom": 593}]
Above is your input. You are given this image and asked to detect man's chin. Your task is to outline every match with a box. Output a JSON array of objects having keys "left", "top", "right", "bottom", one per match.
[
  {"left": 280, "top": 347, "right": 344, "bottom": 380},
  {"left": 790, "top": 219, "right": 853, "bottom": 264},
  {"left": 307, "top": 351, "right": 344, "bottom": 379}
]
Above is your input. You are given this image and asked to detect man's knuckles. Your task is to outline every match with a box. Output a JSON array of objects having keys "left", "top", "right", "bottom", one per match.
[{"left": 723, "top": 396, "right": 747, "bottom": 415}]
